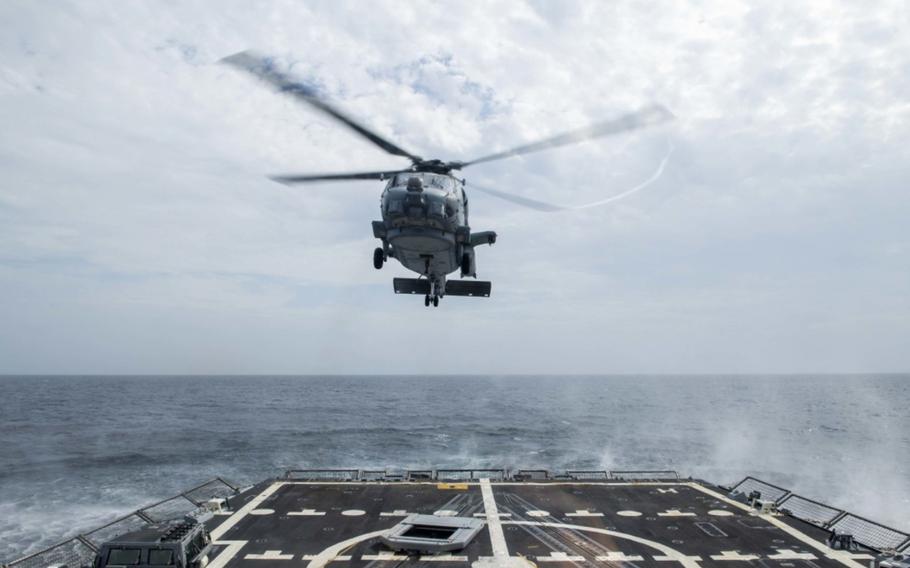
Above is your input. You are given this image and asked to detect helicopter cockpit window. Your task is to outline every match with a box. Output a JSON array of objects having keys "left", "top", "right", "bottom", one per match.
[{"left": 394, "top": 173, "right": 454, "bottom": 192}]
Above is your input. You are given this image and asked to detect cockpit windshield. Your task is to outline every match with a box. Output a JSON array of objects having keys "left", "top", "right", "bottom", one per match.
[{"left": 394, "top": 172, "right": 454, "bottom": 191}]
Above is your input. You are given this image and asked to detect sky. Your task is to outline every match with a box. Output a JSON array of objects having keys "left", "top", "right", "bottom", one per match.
[{"left": 0, "top": 1, "right": 908, "bottom": 374}]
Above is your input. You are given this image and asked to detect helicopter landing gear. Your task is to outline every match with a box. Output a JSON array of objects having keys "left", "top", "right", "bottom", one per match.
[
  {"left": 373, "top": 247, "right": 384, "bottom": 269},
  {"left": 424, "top": 294, "right": 430, "bottom": 307},
  {"left": 424, "top": 294, "right": 440, "bottom": 308}
]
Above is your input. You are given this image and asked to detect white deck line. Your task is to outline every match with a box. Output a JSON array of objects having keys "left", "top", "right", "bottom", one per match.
[
  {"left": 210, "top": 481, "right": 285, "bottom": 540},
  {"left": 207, "top": 541, "right": 247, "bottom": 568},
  {"left": 480, "top": 478, "right": 510, "bottom": 558},
  {"left": 687, "top": 483, "right": 867, "bottom": 568}
]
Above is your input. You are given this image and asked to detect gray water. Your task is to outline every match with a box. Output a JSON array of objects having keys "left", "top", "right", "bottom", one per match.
[{"left": 1, "top": 375, "right": 909, "bottom": 560}]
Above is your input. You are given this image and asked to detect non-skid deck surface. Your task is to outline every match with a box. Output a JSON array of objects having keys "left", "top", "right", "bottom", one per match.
[{"left": 204, "top": 481, "right": 875, "bottom": 568}]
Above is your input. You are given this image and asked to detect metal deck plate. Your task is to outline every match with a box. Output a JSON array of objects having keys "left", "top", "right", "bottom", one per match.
[{"left": 201, "top": 480, "right": 878, "bottom": 568}]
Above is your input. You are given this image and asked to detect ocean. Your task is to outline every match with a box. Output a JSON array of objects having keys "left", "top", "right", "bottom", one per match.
[{"left": 1, "top": 374, "right": 908, "bottom": 560}]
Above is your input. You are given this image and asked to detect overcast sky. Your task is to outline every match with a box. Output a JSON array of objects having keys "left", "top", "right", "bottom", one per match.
[{"left": 1, "top": 1, "right": 908, "bottom": 374}]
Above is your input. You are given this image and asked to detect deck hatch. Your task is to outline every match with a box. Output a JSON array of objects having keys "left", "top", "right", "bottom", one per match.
[{"left": 381, "top": 514, "right": 484, "bottom": 553}]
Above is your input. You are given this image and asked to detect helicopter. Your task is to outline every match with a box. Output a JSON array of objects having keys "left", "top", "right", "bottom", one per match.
[{"left": 222, "top": 51, "right": 673, "bottom": 307}]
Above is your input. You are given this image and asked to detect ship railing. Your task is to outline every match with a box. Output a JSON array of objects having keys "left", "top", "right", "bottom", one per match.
[
  {"left": 283, "top": 469, "right": 360, "bottom": 481},
  {"left": 277, "top": 468, "right": 683, "bottom": 483},
  {"left": 566, "top": 470, "right": 609, "bottom": 480},
  {"left": 3, "top": 477, "right": 239, "bottom": 568},
  {"left": 729, "top": 476, "right": 910, "bottom": 553},
  {"left": 436, "top": 469, "right": 506, "bottom": 481},
  {"left": 610, "top": 470, "right": 680, "bottom": 481},
  {"left": 514, "top": 469, "right": 550, "bottom": 480}
]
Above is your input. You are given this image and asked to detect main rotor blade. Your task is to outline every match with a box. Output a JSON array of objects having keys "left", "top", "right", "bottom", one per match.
[
  {"left": 467, "top": 183, "right": 564, "bottom": 212},
  {"left": 457, "top": 104, "right": 673, "bottom": 168},
  {"left": 466, "top": 138, "right": 674, "bottom": 212},
  {"left": 269, "top": 170, "right": 411, "bottom": 185},
  {"left": 221, "top": 50, "right": 422, "bottom": 162}
]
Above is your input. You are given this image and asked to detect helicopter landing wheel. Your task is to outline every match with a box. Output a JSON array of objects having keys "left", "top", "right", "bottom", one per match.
[
  {"left": 424, "top": 294, "right": 430, "bottom": 307},
  {"left": 433, "top": 296, "right": 439, "bottom": 307},
  {"left": 373, "top": 247, "right": 384, "bottom": 269}
]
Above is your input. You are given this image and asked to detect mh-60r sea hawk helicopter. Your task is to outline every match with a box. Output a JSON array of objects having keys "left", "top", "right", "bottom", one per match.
[{"left": 223, "top": 51, "right": 673, "bottom": 307}]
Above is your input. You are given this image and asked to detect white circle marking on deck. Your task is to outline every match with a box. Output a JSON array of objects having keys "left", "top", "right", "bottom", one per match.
[
  {"left": 250, "top": 509, "right": 274, "bottom": 515},
  {"left": 434, "top": 509, "right": 458, "bottom": 516},
  {"left": 617, "top": 510, "right": 642, "bottom": 517},
  {"left": 527, "top": 510, "right": 549, "bottom": 517},
  {"left": 708, "top": 510, "right": 734, "bottom": 517},
  {"left": 341, "top": 509, "right": 366, "bottom": 516}
]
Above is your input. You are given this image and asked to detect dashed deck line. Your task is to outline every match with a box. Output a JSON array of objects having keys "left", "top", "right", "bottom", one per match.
[
  {"left": 361, "top": 552, "right": 409, "bottom": 561},
  {"left": 768, "top": 549, "right": 818, "bottom": 560},
  {"left": 595, "top": 552, "right": 644, "bottom": 562},
  {"left": 535, "top": 552, "right": 586, "bottom": 562},
  {"left": 657, "top": 509, "right": 696, "bottom": 517},
  {"left": 244, "top": 550, "right": 294, "bottom": 560},
  {"left": 505, "top": 521, "right": 702, "bottom": 568},
  {"left": 236, "top": 551, "right": 876, "bottom": 564},
  {"left": 709, "top": 551, "right": 761, "bottom": 561},
  {"left": 289, "top": 509, "right": 326, "bottom": 516}
]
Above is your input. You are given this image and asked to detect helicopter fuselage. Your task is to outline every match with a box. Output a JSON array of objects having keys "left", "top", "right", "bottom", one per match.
[{"left": 371, "top": 172, "right": 496, "bottom": 304}]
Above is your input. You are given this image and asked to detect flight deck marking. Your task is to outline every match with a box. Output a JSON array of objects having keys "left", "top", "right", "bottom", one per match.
[
  {"left": 341, "top": 509, "right": 366, "bottom": 516},
  {"left": 290, "top": 509, "right": 327, "bottom": 516},
  {"left": 479, "top": 478, "right": 510, "bottom": 558},
  {"left": 250, "top": 508, "right": 274, "bottom": 515},
  {"left": 710, "top": 551, "right": 760, "bottom": 561},
  {"left": 658, "top": 509, "right": 695, "bottom": 517},
  {"left": 505, "top": 521, "right": 702, "bottom": 568},
  {"left": 305, "top": 529, "right": 390, "bottom": 568},
  {"left": 617, "top": 511, "right": 642, "bottom": 517},
  {"left": 301, "top": 555, "right": 351, "bottom": 562},
  {"left": 566, "top": 510, "right": 603, "bottom": 517},
  {"left": 768, "top": 549, "right": 818, "bottom": 560},
  {"left": 595, "top": 553, "right": 644, "bottom": 562},
  {"left": 380, "top": 509, "right": 410, "bottom": 516},
  {"left": 244, "top": 550, "right": 294, "bottom": 560},
  {"left": 708, "top": 510, "right": 734, "bottom": 517},
  {"left": 687, "top": 483, "right": 867, "bottom": 568},
  {"left": 535, "top": 552, "right": 586, "bottom": 562},
  {"left": 421, "top": 555, "right": 470, "bottom": 562},
  {"left": 207, "top": 541, "right": 247, "bottom": 568},
  {"left": 657, "top": 489, "right": 679, "bottom": 494},
  {"left": 361, "top": 551, "right": 409, "bottom": 561},
  {"left": 210, "top": 481, "right": 285, "bottom": 540}
]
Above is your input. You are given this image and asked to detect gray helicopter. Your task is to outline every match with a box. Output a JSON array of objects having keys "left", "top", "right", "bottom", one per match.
[{"left": 223, "top": 51, "right": 672, "bottom": 307}]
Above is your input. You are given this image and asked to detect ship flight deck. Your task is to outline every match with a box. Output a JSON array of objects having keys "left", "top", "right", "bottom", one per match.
[{"left": 201, "top": 477, "right": 879, "bottom": 568}]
